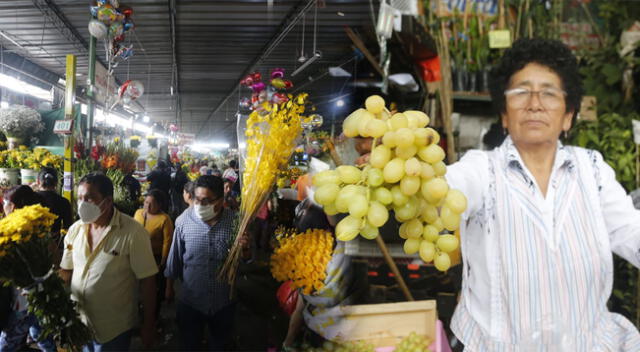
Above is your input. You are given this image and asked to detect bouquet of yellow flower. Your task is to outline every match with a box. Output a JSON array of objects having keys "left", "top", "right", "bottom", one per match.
[
  {"left": 270, "top": 227, "right": 334, "bottom": 295},
  {"left": 218, "top": 93, "right": 312, "bottom": 284},
  {"left": 146, "top": 135, "right": 158, "bottom": 148},
  {"left": 0, "top": 205, "right": 93, "bottom": 350},
  {"left": 129, "top": 135, "right": 141, "bottom": 148},
  {"left": 0, "top": 149, "right": 22, "bottom": 168}
]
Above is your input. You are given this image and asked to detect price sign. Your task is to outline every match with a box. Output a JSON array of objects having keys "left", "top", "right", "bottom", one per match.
[
  {"left": 53, "top": 119, "right": 74, "bottom": 134},
  {"left": 489, "top": 30, "right": 511, "bottom": 48}
]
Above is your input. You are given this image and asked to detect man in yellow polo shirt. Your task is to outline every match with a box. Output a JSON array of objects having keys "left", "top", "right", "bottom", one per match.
[{"left": 59, "top": 173, "right": 158, "bottom": 351}]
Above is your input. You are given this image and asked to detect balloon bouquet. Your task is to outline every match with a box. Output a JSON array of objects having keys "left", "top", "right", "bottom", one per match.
[
  {"left": 238, "top": 68, "right": 294, "bottom": 112},
  {"left": 88, "top": 0, "right": 144, "bottom": 108}
]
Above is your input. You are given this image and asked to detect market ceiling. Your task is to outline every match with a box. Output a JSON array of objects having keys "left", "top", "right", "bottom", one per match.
[{"left": 0, "top": 0, "right": 378, "bottom": 144}]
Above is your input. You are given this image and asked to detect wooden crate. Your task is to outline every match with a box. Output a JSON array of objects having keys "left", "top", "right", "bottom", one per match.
[{"left": 333, "top": 300, "right": 437, "bottom": 347}]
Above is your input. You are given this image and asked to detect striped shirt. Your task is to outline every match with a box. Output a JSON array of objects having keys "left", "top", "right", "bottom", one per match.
[
  {"left": 446, "top": 137, "right": 640, "bottom": 351},
  {"left": 164, "top": 207, "right": 236, "bottom": 315}
]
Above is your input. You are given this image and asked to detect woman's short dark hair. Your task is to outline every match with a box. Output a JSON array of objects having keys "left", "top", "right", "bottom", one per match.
[
  {"left": 184, "top": 181, "right": 195, "bottom": 196},
  {"left": 489, "top": 38, "right": 584, "bottom": 119},
  {"left": 79, "top": 172, "right": 114, "bottom": 199},
  {"left": 194, "top": 175, "right": 224, "bottom": 199},
  {"left": 38, "top": 167, "right": 58, "bottom": 189},
  {"left": 145, "top": 188, "right": 168, "bottom": 212},
  {"left": 4, "top": 185, "right": 43, "bottom": 209}
]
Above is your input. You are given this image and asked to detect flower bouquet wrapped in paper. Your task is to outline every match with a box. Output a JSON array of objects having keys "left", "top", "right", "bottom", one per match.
[{"left": 0, "top": 205, "right": 93, "bottom": 350}]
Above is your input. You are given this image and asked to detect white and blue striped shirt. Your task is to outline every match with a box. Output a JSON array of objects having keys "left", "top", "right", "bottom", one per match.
[{"left": 446, "top": 137, "right": 640, "bottom": 351}]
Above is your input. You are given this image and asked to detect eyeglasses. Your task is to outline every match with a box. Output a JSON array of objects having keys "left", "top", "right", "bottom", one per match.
[
  {"left": 194, "top": 197, "right": 222, "bottom": 206},
  {"left": 504, "top": 87, "right": 566, "bottom": 110}
]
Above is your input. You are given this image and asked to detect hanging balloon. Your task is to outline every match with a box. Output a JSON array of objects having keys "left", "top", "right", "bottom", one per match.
[
  {"left": 97, "top": 5, "right": 118, "bottom": 25},
  {"left": 118, "top": 80, "right": 144, "bottom": 103},
  {"left": 88, "top": 19, "right": 108, "bottom": 39},
  {"left": 169, "top": 124, "right": 179, "bottom": 132},
  {"left": 283, "top": 80, "right": 293, "bottom": 89},
  {"left": 258, "top": 90, "right": 268, "bottom": 103},
  {"left": 109, "top": 21, "right": 124, "bottom": 38},
  {"left": 121, "top": 6, "right": 133, "bottom": 18},
  {"left": 239, "top": 97, "right": 251, "bottom": 109},
  {"left": 115, "top": 44, "right": 134, "bottom": 60},
  {"left": 113, "top": 34, "right": 126, "bottom": 42},
  {"left": 96, "top": 0, "right": 108, "bottom": 5},
  {"left": 270, "top": 68, "right": 285, "bottom": 79},
  {"left": 270, "top": 78, "right": 287, "bottom": 90},
  {"left": 272, "top": 92, "right": 289, "bottom": 104},
  {"left": 250, "top": 72, "right": 262, "bottom": 83},
  {"left": 240, "top": 75, "right": 253, "bottom": 87},
  {"left": 90, "top": 6, "right": 99, "bottom": 17},
  {"left": 251, "top": 82, "right": 266, "bottom": 93},
  {"left": 109, "top": 0, "right": 120, "bottom": 8},
  {"left": 123, "top": 19, "right": 135, "bottom": 32}
]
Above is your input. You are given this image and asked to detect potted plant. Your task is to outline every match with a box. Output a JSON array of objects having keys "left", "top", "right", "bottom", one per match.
[
  {"left": 0, "top": 149, "right": 22, "bottom": 186},
  {"left": 0, "top": 105, "right": 44, "bottom": 149},
  {"left": 129, "top": 135, "right": 141, "bottom": 148}
]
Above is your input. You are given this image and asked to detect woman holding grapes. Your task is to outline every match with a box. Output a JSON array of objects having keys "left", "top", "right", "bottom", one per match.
[{"left": 445, "top": 38, "right": 640, "bottom": 351}]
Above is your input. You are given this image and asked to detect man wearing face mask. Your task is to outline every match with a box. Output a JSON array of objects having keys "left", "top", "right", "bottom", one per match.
[
  {"left": 59, "top": 173, "right": 158, "bottom": 351},
  {"left": 164, "top": 175, "right": 237, "bottom": 351}
]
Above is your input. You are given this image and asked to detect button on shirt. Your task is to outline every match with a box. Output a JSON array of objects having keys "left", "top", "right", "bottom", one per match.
[
  {"left": 164, "top": 207, "right": 236, "bottom": 315},
  {"left": 446, "top": 137, "right": 640, "bottom": 351},
  {"left": 60, "top": 209, "right": 158, "bottom": 343}
]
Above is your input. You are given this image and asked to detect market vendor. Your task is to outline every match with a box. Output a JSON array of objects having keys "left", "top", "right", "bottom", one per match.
[{"left": 446, "top": 38, "right": 640, "bottom": 350}]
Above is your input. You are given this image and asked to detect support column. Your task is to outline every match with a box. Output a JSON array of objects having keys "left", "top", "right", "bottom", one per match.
[
  {"left": 86, "top": 35, "right": 97, "bottom": 152},
  {"left": 63, "top": 54, "right": 76, "bottom": 203}
]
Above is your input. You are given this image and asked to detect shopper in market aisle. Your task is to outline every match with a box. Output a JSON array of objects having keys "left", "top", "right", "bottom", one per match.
[
  {"left": 446, "top": 38, "right": 640, "bottom": 351},
  {"left": 182, "top": 181, "right": 195, "bottom": 208},
  {"left": 223, "top": 159, "right": 238, "bottom": 183},
  {"left": 164, "top": 175, "right": 247, "bottom": 350},
  {"left": 36, "top": 167, "right": 72, "bottom": 236},
  {"left": 134, "top": 189, "right": 174, "bottom": 324},
  {"left": 0, "top": 186, "right": 55, "bottom": 352},
  {"left": 147, "top": 160, "right": 172, "bottom": 206},
  {"left": 59, "top": 173, "right": 158, "bottom": 351}
]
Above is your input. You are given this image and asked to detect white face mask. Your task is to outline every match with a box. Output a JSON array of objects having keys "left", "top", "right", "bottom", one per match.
[
  {"left": 194, "top": 204, "right": 218, "bottom": 222},
  {"left": 77, "top": 200, "right": 105, "bottom": 224}
]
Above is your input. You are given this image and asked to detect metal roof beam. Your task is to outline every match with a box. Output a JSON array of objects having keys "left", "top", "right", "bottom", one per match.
[{"left": 169, "top": 0, "right": 181, "bottom": 128}]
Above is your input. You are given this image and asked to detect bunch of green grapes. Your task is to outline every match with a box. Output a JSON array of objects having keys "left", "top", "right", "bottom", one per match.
[
  {"left": 311, "top": 340, "right": 375, "bottom": 352},
  {"left": 313, "top": 95, "right": 467, "bottom": 271},
  {"left": 395, "top": 332, "right": 432, "bottom": 352}
]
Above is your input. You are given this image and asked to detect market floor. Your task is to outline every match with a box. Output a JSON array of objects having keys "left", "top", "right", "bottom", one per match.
[{"left": 128, "top": 247, "right": 289, "bottom": 351}]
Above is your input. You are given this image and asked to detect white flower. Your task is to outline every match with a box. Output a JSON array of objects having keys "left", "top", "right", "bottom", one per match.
[{"left": 0, "top": 105, "right": 44, "bottom": 139}]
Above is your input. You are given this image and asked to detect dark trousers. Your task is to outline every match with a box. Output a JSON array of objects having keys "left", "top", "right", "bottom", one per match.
[{"left": 176, "top": 302, "right": 235, "bottom": 351}]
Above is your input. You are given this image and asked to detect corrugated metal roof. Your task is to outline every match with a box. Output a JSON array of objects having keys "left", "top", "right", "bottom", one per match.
[{"left": 0, "top": 0, "right": 376, "bottom": 144}]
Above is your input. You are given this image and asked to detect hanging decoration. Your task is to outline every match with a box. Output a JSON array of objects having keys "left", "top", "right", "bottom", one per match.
[
  {"left": 239, "top": 68, "right": 294, "bottom": 111},
  {"left": 110, "top": 79, "right": 144, "bottom": 109}
]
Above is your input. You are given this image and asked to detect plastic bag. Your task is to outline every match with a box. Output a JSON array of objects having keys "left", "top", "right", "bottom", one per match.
[{"left": 276, "top": 280, "right": 299, "bottom": 316}]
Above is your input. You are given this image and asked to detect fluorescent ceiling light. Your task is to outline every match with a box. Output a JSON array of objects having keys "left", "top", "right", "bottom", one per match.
[
  {"left": 191, "top": 142, "right": 230, "bottom": 152},
  {"left": 143, "top": 114, "right": 150, "bottom": 123},
  {"left": 329, "top": 66, "right": 352, "bottom": 77},
  {"left": 336, "top": 99, "right": 345, "bottom": 107},
  {"left": 0, "top": 73, "right": 53, "bottom": 102},
  {"left": 0, "top": 102, "right": 8, "bottom": 109},
  {"left": 134, "top": 122, "right": 152, "bottom": 134}
]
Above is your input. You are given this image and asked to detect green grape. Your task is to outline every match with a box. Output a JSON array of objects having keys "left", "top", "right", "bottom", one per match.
[
  {"left": 421, "top": 177, "right": 449, "bottom": 201},
  {"left": 399, "top": 222, "right": 408, "bottom": 239},
  {"left": 420, "top": 203, "right": 438, "bottom": 223},
  {"left": 418, "top": 144, "right": 445, "bottom": 164},
  {"left": 395, "top": 127, "right": 416, "bottom": 148},
  {"left": 436, "top": 234, "right": 459, "bottom": 253},
  {"left": 382, "top": 130, "right": 397, "bottom": 148},
  {"left": 373, "top": 187, "right": 393, "bottom": 205},
  {"left": 413, "top": 128, "right": 429, "bottom": 147},
  {"left": 434, "top": 252, "right": 451, "bottom": 271},
  {"left": 420, "top": 162, "right": 435, "bottom": 179},
  {"left": 357, "top": 111, "right": 375, "bottom": 137},
  {"left": 335, "top": 215, "right": 362, "bottom": 241},
  {"left": 432, "top": 161, "right": 447, "bottom": 176},
  {"left": 395, "top": 144, "right": 418, "bottom": 160},
  {"left": 370, "top": 145, "right": 392, "bottom": 169},
  {"left": 394, "top": 200, "right": 418, "bottom": 222},
  {"left": 367, "top": 168, "right": 384, "bottom": 187},
  {"left": 391, "top": 185, "right": 409, "bottom": 206},
  {"left": 432, "top": 217, "right": 445, "bottom": 232},
  {"left": 403, "top": 238, "right": 421, "bottom": 255},
  {"left": 445, "top": 189, "right": 467, "bottom": 214},
  {"left": 337, "top": 165, "right": 362, "bottom": 184},
  {"left": 312, "top": 169, "right": 341, "bottom": 187},
  {"left": 400, "top": 175, "right": 421, "bottom": 196},
  {"left": 314, "top": 183, "right": 341, "bottom": 205},
  {"left": 335, "top": 187, "right": 355, "bottom": 212},
  {"left": 405, "top": 218, "right": 423, "bottom": 239},
  {"left": 404, "top": 157, "right": 422, "bottom": 177},
  {"left": 342, "top": 109, "right": 365, "bottom": 138},
  {"left": 348, "top": 194, "right": 369, "bottom": 218},
  {"left": 390, "top": 112, "right": 409, "bottom": 130},
  {"left": 365, "top": 95, "right": 385, "bottom": 114},
  {"left": 360, "top": 222, "right": 379, "bottom": 240},
  {"left": 419, "top": 240, "right": 436, "bottom": 262},
  {"left": 367, "top": 201, "right": 389, "bottom": 227},
  {"left": 383, "top": 158, "right": 405, "bottom": 183},
  {"left": 422, "top": 224, "right": 439, "bottom": 242},
  {"left": 425, "top": 127, "right": 440, "bottom": 145},
  {"left": 323, "top": 202, "right": 339, "bottom": 216},
  {"left": 406, "top": 113, "right": 420, "bottom": 129},
  {"left": 440, "top": 205, "right": 461, "bottom": 231},
  {"left": 404, "top": 110, "right": 430, "bottom": 127},
  {"left": 365, "top": 118, "right": 388, "bottom": 138},
  {"left": 377, "top": 109, "right": 391, "bottom": 121}
]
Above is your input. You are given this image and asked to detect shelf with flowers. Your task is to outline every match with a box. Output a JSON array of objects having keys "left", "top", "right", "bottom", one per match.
[
  {"left": 0, "top": 105, "right": 45, "bottom": 149},
  {"left": 129, "top": 135, "right": 141, "bottom": 148},
  {"left": 146, "top": 135, "right": 158, "bottom": 149}
]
